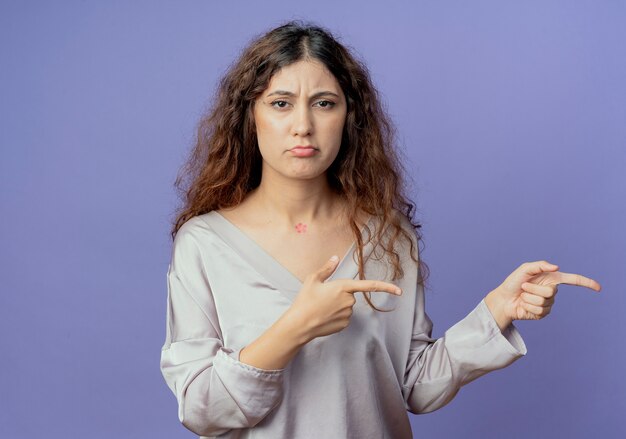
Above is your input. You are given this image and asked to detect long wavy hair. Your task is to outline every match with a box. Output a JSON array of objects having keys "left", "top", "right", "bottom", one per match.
[{"left": 171, "top": 20, "right": 430, "bottom": 311}]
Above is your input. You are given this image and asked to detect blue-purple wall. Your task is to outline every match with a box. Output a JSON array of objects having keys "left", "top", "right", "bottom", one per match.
[{"left": 1, "top": 1, "right": 624, "bottom": 438}]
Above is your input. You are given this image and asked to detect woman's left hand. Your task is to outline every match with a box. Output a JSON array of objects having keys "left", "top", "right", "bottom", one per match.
[{"left": 489, "top": 260, "right": 602, "bottom": 322}]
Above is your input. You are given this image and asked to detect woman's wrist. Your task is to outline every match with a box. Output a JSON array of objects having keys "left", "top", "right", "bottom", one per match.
[
  {"left": 238, "top": 309, "right": 311, "bottom": 370},
  {"left": 278, "top": 308, "right": 314, "bottom": 346},
  {"left": 484, "top": 289, "right": 514, "bottom": 332}
]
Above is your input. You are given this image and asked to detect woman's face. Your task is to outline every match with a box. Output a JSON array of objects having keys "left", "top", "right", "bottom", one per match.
[{"left": 253, "top": 59, "right": 347, "bottom": 181}]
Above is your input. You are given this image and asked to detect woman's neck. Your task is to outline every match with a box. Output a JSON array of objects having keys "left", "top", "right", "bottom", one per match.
[{"left": 247, "top": 174, "right": 345, "bottom": 228}]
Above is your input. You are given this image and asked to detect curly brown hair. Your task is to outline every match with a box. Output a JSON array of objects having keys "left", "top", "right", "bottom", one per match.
[{"left": 171, "top": 20, "right": 430, "bottom": 311}]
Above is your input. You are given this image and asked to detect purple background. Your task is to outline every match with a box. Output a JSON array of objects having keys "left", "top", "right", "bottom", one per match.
[{"left": 2, "top": 1, "right": 624, "bottom": 438}]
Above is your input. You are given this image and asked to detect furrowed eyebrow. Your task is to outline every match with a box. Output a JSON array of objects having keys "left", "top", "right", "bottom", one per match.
[{"left": 266, "top": 90, "right": 340, "bottom": 100}]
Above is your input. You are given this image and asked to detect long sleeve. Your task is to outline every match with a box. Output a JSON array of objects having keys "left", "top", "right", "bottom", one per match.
[
  {"left": 159, "top": 226, "right": 285, "bottom": 437},
  {"left": 401, "top": 281, "right": 527, "bottom": 414}
]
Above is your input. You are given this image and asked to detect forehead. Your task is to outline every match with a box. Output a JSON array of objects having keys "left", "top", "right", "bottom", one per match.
[{"left": 265, "top": 60, "right": 341, "bottom": 92}]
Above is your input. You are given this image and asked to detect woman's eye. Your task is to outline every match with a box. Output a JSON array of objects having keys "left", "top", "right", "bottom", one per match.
[
  {"left": 316, "top": 100, "right": 336, "bottom": 109},
  {"left": 271, "top": 100, "right": 289, "bottom": 109}
]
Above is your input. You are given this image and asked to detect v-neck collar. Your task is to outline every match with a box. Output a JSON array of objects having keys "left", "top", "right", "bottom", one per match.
[{"left": 200, "top": 210, "right": 378, "bottom": 301}]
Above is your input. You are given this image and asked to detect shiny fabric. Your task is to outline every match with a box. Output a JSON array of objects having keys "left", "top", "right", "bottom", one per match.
[{"left": 160, "top": 211, "right": 527, "bottom": 438}]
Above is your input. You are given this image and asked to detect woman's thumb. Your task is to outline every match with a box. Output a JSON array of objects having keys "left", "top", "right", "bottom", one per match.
[{"left": 317, "top": 255, "right": 339, "bottom": 282}]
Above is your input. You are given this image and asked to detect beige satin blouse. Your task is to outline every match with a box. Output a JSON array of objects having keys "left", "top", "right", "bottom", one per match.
[{"left": 160, "top": 210, "right": 526, "bottom": 438}]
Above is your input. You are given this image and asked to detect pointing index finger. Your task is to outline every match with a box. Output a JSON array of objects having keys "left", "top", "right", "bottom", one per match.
[
  {"left": 555, "top": 272, "right": 602, "bottom": 292},
  {"left": 340, "top": 279, "right": 402, "bottom": 296}
]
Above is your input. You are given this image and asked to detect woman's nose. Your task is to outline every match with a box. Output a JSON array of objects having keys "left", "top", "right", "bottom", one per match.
[{"left": 291, "top": 105, "right": 313, "bottom": 137}]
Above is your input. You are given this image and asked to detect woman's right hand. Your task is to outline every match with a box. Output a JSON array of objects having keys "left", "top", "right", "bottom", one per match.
[{"left": 286, "top": 255, "right": 402, "bottom": 342}]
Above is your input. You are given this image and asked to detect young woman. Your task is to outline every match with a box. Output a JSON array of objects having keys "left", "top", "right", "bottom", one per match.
[{"left": 160, "top": 21, "right": 601, "bottom": 439}]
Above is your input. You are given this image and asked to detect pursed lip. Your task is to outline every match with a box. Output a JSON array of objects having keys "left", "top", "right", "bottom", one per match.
[{"left": 290, "top": 145, "right": 317, "bottom": 150}]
